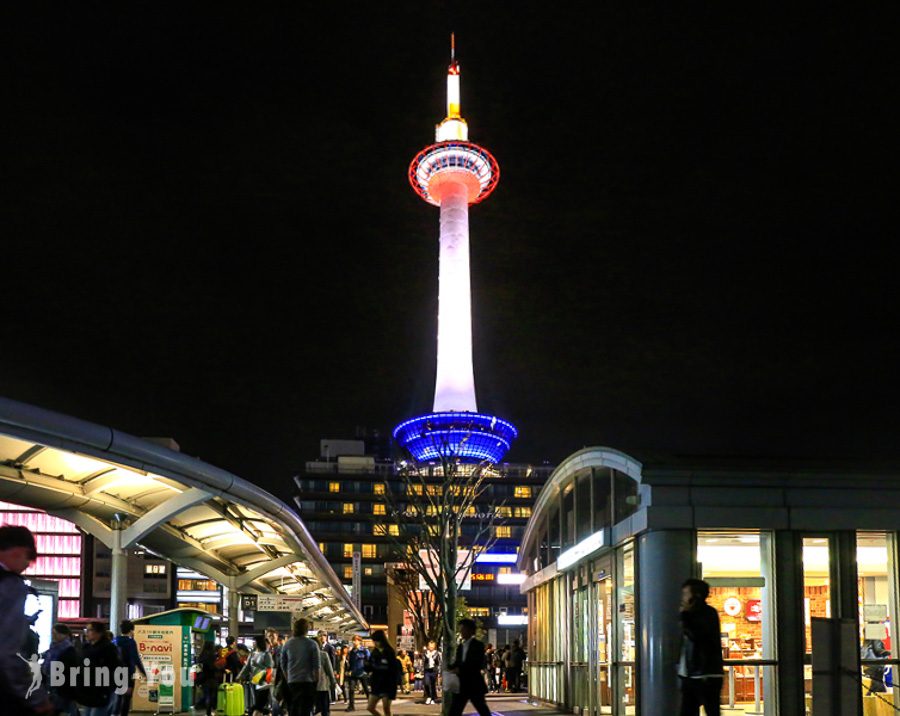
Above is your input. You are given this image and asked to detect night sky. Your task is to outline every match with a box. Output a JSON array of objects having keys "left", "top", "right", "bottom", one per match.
[{"left": 2, "top": 4, "right": 893, "bottom": 503}]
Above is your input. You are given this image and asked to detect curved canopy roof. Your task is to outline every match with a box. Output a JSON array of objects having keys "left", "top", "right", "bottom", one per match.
[{"left": 0, "top": 396, "right": 367, "bottom": 635}]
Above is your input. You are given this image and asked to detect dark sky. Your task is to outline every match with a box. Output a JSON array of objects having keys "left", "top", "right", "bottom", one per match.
[{"left": 1, "top": 4, "right": 893, "bottom": 504}]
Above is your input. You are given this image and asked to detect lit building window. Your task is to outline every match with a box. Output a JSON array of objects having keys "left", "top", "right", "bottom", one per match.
[
  {"left": 144, "top": 564, "right": 167, "bottom": 575},
  {"left": 374, "top": 483, "right": 386, "bottom": 495},
  {"left": 373, "top": 524, "right": 387, "bottom": 536},
  {"left": 389, "top": 525, "right": 400, "bottom": 536},
  {"left": 465, "top": 506, "right": 476, "bottom": 516},
  {"left": 373, "top": 504, "right": 386, "bottom": 515},
  {"left": 426, "top": 505, "right": 439, "bottom": 516},
  {"left": 495, "top": 526, "right": 511, "bottom": 538},
  {"left": 497, "top": 506, "right": 512, "bottom": 518},
  {"left": 427, "top": 485, "right": 440, "bottom": 496},
  {"left": 514, "top": 506, "right": 532, "bottom": 518},
  {"left": 343, "top": 544, "right": 354, "bottom": 558},
  {"left": 364, "top": 567, "right": 373, "bottom": 576},
  {"left": 362, "top": 544, "right": 377, "bottom": 559},
  {"left": 343, "top": 503, "right": 355, "bottom": 514},
  {"left": 407, "top": 484, "right": 424, "bottom": 496},
  {"left": 498, "top": 566, "right": 512, "bottom": 575},
  {"left": 514, "top": 486, "right": 532, "bottom": 498},
  {"left": 329, "top": 482, "right": 340, "bottom": 493},
  {"left": 318, "top": 542, "right": 326, "bottom": 553},
  {"left": 344, "top": 566, "right": 353, "bottom": 579}
]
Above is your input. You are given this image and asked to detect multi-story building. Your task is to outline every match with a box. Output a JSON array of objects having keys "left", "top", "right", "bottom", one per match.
[{"left": 293, "top": 436, "right": 552, "bottom": 643}]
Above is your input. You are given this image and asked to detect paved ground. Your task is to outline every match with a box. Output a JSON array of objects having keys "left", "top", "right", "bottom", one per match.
[
  {"left": 386, "top": 693, "right": 552, "bottom": 716},
  {"left": 135, "top": 693, "right": 552, "bottom": 715}
]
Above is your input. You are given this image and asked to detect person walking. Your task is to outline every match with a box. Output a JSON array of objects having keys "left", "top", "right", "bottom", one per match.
[
  {"left": 504, "top": 640, "right": 525, "bottom": 693},
  {"left": 336, "top": 646, "right": 349, "bottom": 703},
  {"left": 267, "top": 630, "right": 285, "bottom": 716},
  {"left": 397, "top": 650, "right": 412, "bottom": 695},
  {"left": 364, "top": 631, "right": 396, "bottom": 716},
  {"left": 447, "top": 619, "right": 491, "bottom": 716},
  {"left": 281, "top": 618, "right": 320, "bottom": 716},
  {"left": 345, "top": 635, "right": 370, "bottom": 711},
  {"left": 240, "top": 635, "right": 274, "bottom": 716},
  {"left": 315, "top": 636, "right": 337, "bottom": 716},
  {"left": 113, "top": 620, "right": 147, "bottom": 716},
  {"left": 0, "top": 526, "right": 53, "bottom": 716},
  {"left": 42, "top": 623, "right": 79, "bottom": 716},
  {"left": 422, "top": 640, "right": 441, "bottom": 705},
  {"left": 77, "top": 622, "right": 123, "bottom": 716},
  {"left": 195, "top": 641, "right": 220, "bottom": 716},
  {"left": 678, "top": 578, "right": 724, "bottom": 716}
]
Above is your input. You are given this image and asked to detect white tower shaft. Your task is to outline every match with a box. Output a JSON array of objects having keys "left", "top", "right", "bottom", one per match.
[{"left": 433, "top": 180, "right": 477, "bottom": 412}]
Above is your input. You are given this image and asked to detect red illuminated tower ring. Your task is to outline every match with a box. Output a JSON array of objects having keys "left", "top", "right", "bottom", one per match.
[{"left": 409, "top": 140, "right": 500, "bottom": 206}]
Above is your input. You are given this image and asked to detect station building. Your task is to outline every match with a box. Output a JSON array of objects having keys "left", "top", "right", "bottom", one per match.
[{"left": 518, "top": 447, "right": 900, "bottom": 716}]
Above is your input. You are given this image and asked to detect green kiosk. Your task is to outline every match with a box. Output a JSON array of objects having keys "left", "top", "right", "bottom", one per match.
[{"left": 132, "top": 608, "right": 218, "bottom": 713}]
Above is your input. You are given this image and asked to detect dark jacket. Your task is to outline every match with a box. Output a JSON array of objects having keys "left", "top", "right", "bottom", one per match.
[
  {"left": 348, "top": 646, "right": 370, "bottom": 677},
  {"left": 0, "top": 566, "right": 50, "bottom": 712},
  {"left": 77, "top": 637, "right": 123, "bottom": 706},
  {"left": 453, "top": 638, "right": 487, "bottom": 696},
  {"left": 679, "top": 603, "right": 724, "bottom": 677},
  {"left": 366, "top": 647, "right": 398, "bottom": 698},
  {"left": 196, "top": 647, "right": 219, "bottom": 688},
  {"left": 43, "top": 638, "right": 79, "bottom": 701},
  {"left": 114, "top": 634, "right": 146, "bottom": 680}
]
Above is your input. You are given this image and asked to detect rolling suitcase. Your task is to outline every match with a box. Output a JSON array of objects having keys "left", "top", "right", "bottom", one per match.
[{"left": 217, "top": 674, "right": 246, "bottom": 716}]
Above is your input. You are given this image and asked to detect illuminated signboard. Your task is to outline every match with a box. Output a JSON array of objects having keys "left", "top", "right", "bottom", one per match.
[
  {"left": 471, "top": 572, "right": 494, "bottom": 582},
  {"left": 475, "top": 552, "right": 518, "bottom": 564}
]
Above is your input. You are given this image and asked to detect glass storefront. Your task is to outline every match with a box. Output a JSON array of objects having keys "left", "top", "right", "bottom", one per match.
[
  {"left": 699, "top": 531, "right": 777, "bottom": 715},
  {"left": 520, "top": 446, "right": 900, "bottom": 716}
]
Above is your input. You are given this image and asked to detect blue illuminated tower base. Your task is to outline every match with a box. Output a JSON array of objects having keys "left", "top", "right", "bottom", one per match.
[{"left": 393, "top": 411, "right": 517, "bottom": 464}]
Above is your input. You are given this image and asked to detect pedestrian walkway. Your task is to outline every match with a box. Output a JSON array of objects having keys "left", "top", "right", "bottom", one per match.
[{"left": 388, "top": 695, "right": 554, "bottom": 716}]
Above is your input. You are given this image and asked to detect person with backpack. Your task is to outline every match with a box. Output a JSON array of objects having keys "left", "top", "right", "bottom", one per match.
[
  {"left": 364, "top": 631, "right": 396, "bottom": 716},
  {"left": 0, "top": 525, "right": 53, "bottom": 715},
  {"left": 113, "top": 620, "right": 147, "bottom": 716},
  {"left": 77, "top": 621, "right": 123, "bottom": 716}
]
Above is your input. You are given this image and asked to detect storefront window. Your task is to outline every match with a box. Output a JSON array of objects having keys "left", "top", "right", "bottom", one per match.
[
  {"left": 699, "top": 531, "right": 776, "bottom": 714},
  {"left": 857, "top": 532, "right": 898, "bottom": 709},
  {"left": 802, "top": 537, "right": 831, "bottom": 653},
  {"left": 616, "top": 542, "right": 636, "bottom": 709}
]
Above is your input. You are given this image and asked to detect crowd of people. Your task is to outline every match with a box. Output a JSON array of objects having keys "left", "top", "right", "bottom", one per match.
[{"left": 2, "top": 524, "right": 528, "bottom": 716}]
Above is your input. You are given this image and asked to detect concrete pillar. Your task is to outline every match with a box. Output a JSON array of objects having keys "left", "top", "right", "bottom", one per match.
[
  {"left": 228, "top": 588, "right": 240, "bottom": 638},
  {"left": 637, "top": 529, "right": 695, "bottom": 716},
  {"left": 109, "top": 530, "right": 128, "bottom": 632}
]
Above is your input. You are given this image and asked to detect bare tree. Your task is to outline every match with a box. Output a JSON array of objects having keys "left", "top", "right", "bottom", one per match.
[{"left": 381, "top": 436, "right": 506, "bottom": 694}]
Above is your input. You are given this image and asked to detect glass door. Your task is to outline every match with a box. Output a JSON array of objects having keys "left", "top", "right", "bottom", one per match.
[
  {"left": 802, "top": 535, "right": 834, "bottom": 715},
  {"left": 595, "top": 571, "right": 614, "bottom": 714}
]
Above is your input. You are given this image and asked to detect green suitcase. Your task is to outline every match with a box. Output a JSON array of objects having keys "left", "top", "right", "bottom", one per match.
[{"left": 217, "top": 680, "right": 245, "bottom": 716}]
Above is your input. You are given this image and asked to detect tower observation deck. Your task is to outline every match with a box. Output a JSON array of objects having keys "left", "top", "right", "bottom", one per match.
[{"left": 394, "top": 36, "right": 517, "bottom": 465}]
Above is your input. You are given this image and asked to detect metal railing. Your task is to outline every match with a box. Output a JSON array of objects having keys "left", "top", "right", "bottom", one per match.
[{"left": 722, "top": 659, "right": 777, "bottom": 715}]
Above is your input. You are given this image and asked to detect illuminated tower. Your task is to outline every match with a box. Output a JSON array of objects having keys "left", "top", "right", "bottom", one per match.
[{"left": 394, "top": 36, "right": 517, "bottom": 464}]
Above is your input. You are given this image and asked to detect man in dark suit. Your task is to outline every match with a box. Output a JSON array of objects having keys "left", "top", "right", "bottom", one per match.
[{"left": 448, "top": 619, "right": 492, "bottom": 716}]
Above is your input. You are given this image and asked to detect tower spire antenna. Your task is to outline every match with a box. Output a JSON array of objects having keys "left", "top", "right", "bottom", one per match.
[{"left": 451, "top": 32, "right": 455, "bottom": 61}]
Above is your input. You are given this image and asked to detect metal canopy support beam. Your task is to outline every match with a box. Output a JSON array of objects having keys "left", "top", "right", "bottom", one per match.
[
  {"left": 52, "top": 509, "right": 115, "bottom": 549},
  {"left": 234, "top": 554, "right": 301, "bottom": 589},
  {"left": 120, "top": 487, "right": 210, "bottom": 547}
]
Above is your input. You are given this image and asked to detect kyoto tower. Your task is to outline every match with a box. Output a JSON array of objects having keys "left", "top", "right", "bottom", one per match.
[{"left": 394, "top": 36, "right": 517, "bottom": 464}]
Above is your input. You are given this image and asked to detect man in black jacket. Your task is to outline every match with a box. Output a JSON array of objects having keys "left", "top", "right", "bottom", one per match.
[
  {"left": 447, "top": 619, "right": 491, "bottom": 716},
  {"left": 678, "top": 578, "right": 724, "bottom": 716}
]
